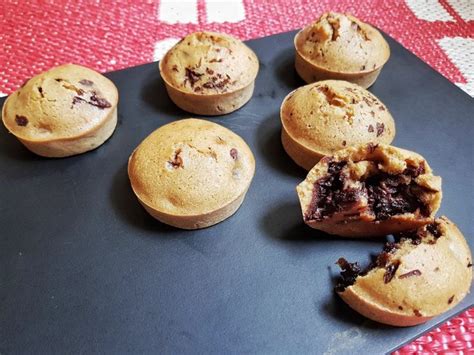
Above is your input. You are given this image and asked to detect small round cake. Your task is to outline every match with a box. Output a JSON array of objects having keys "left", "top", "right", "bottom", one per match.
[
  {"left": 281, "top": 80, "right": 395, "bottom": 170},
  {"left": 336, "top": 217, "right": 472, "bottom": 326},
  {"left": 297, "top": 144, "right": 442, "bottom": 238},
  {"left": 2, "top": 64, "right": 118, "bottom": 157},
  {"left": 294, "top": 12, "right": 390, "bottom": 88},
  {"left": 159, "top": 31, "right": 259, "bottom": 115},
  {"left": 128, "top": 118, "right": 255, "bottom": 229}
]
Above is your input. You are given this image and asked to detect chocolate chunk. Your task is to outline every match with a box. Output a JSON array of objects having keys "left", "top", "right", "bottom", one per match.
[
  {"left": 426, "top": 223, "right": 441, "bottom": 239},
  {"left": 360, "top": 65, "right": 366, "bottom": 70},
  {"left": 335, "top": 258, "right": 362, "bottom": 292},
  {"left": 367, "top": 143, "right": 378, "bottom": 153},
  {"left": 79, "top": 79, "right": 94, "bottom": 86},
  {"left": 342, "top": 140, "right": 347, "bottom": 146},
  {"left": 55, "top": 78, "right": 63, "bottom": 82},
  {"left": 468, "top": 262, "right": 473, "bottom": 268},
  {"left": 368, "top": 125, "right": 374, "bottom": 133},
  {"left": 38, "top": 87, "right": 44, "bottom": 98},
  {"left": 383, "top": 261, "right": 400, "bottom": 283},
  {"left": 169, "top": 149, "right": 183, "bottom": 169},
  {"left": 448, "top": 295, "right": 454, "bottom": 304},
  {"left": 185, "top": 68, "right": 203, "bottom": 87},
  {"left": 376, "top": 123, "right": 385, "bottom": 137},
  {"left": 15, "top": 115, "right": 28, "bottom": 126},
  {"left": 171, "top": 65, "right": 179, "bottom": 72},
  {"left": 206, "top": 68, "right": 214, "bottom": 75},
  {"left": 194, "top": 86, "right": 202, "bottom": 92},
  {"left": 89, "top": 94, "right": 112, "bottom": 109},
  {"left": 413, "top": 309, "right": 422, "bottom": 317},
  {"left": 398, "top": 306, "right": 403, "bottom": 310},
  {"left": 72, "top": 96, "right": 87, "bottom": 106},
  {"left": 230, "top": 148, "right": 238, "bottom": 160},
  {"left": 399, "top": 269, "right": 422, "bottom": 279}
]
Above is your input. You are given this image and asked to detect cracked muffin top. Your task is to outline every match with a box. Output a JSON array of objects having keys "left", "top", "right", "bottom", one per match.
[
  {"left": 159, "top": 31, "right": 259, "bottom": 95},
  {"left": 2, "top": 64, "right": 118, "bottom": 141},
  {"left": 295, "top": 12, "right": 390, "bottom": 73},
  {"left": 128, "top": 118, "right": 255, "bottom": 216},
  {"left": 281, "top": 80, "right": 395, "bottom": 157}
]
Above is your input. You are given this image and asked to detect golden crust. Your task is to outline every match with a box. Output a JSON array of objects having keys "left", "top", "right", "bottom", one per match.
[
  {"left": 280, "top": 80, "right": 395, "bottom": 170},
  {"left": 296, "top": 144, "right": 442, "bottom": 237},
  {"left": 2, "top": 64, "right": 118, "bottom": 157},
  {"left": 128, "top": 118, "right": 255, "bottom": 229},
  {"left": 159, "top": 32, "right": 259, "bottom": 115},
  {"left": 338, "top": 217, "right": 472, "bottom": 326},
  {"left": 294, "top": 12, "right": 390, "bottom": 87}
]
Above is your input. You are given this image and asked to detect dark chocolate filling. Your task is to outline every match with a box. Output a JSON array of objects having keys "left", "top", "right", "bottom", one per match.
[{"left": 305, "top": 160, "right": 431, "bottom": 222}]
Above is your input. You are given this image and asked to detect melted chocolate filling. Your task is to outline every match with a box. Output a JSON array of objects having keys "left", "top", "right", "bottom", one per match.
[
  {"left": 305, "top": 161, "right": 431, "bottom": 222},
  {"left": 335, "top": 258, "right": 363, "bottom": 292}
]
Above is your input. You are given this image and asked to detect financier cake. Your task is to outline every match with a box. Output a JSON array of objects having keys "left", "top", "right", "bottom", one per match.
[
  {"left": 281, "top": 80, "right": 395, "bottom": 170},
  {"left": 296, "top": 144, "right": 442, "bottom": 237},
  {"left": 2, "top": 64, "right": 118, "bottom": 157},
  {"left": 159, "top": 31, "right": 259, "bottom": 115},
  {"left": 336, "top": 217, "right": 472, "bottom": 326},
  {"left": 128, "top": 118, "right": 255, "bottom": 229},
  {"left": 294, "top": 12, "right": 390, "bottom": 88}
]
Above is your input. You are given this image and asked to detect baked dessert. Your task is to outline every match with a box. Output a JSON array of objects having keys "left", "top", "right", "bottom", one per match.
[
  {"left": 2, "top": 64, "right": 118, "bottom": 157},
  {"left": 294, "top": 12, "right": 390, "bottom": 88},
  {"left": 297, "top": 144, "right": 442, "bottom": 237},
  {"left": 336, "top": 217, "right": 472, "bottom": 326},
  {"left": 128, "top": 118, "right": 255, "bottom": 229},
  {"left": 159, "top": 31, "right": 259, "bottom": 115},
  {"left": 281, "top": 80, "right": 395, "bottom": 170}
]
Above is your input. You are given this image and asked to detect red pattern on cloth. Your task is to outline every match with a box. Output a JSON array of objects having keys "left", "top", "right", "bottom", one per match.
[{"left": 0, "top": 0, "right": 472, "bottom": 352}]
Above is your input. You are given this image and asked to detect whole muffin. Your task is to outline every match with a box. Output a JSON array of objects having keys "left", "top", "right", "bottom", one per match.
[
  {"left": 2, "top": 64, "right": 118, "bottom": 157},
  {"left": 281, "top": 80, "right": 395, "bottom": 170},
  {"left": 294, "top": 12, "right": 390, "bottom": 88},
  {"left": 128, "top": 118, "right": 255, "bottom": 229},
  {"left": 296, "top": 144, "right": 442, "bottom": 238},
  {"left": 336, "top": 217, "right": 472, "bottom": 326},
  {"left": 159, "top": 31, "right": 259, "bottom": 115}
]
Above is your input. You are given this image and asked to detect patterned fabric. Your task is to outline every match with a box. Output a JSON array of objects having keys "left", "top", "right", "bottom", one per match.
[{"left": 0, "top": 0, "right": 472, "bottom": 352}]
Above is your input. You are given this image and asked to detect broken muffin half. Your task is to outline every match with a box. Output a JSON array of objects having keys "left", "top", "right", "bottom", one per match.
[
  {"left": 296, "top": 143, "right": 442, "bottom": 237},
  {"left": 335, "top": 217, "right": 472, "bottom": 326}
]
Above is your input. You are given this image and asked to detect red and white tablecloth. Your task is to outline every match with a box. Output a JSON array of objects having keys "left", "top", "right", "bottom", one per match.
[{"left": 0, "top": 0, "right": 472, "bottom": 352}]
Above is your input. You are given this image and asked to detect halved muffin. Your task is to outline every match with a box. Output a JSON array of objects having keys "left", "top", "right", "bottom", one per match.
[
  {"left": 297, "top": 144, "right": 442, "bottom": 237},
  {"left": 336, "top": 217, "right": 472, "bottom": 326}
]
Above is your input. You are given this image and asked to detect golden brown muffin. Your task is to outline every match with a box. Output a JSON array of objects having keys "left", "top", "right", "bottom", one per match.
[
  {"left": 281, "top": 80, "right": 395, "bottom": 170},
  {"left": 159, "top": 31, "right": 259, "bottom": 115},
  {"left": 128, "top": 118, "right": 255, "bottom": 229},
  {"left": 296, "top": 144, "right": 442, "bottom": 237},
  {"left": 2, "top": 64, "right": 118, "bottom": 157},
  {"left": 294, "top": 12, "right": 390, "bottom": 88},
  {"left": 336, "top": 217, "right": 472, "bottom": 326}
]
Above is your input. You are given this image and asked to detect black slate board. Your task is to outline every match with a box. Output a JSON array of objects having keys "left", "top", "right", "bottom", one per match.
[{"left": 0, "top": 31, "right": 473, "bottom": 354}]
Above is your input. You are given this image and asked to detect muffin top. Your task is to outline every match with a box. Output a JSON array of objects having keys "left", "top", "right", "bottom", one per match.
[
  {"left": 295, "top": 12, "right": 390, "bottom": 73},
  {"left": 128, "top": 118, "right": 255, "bottom": 216},
  {"left": 2, "top": 64, "right": 118, "bottom": 142},
  {"left": 159, "top": 31, "right": 259, "bottom": 95},
  {"left": 281, "top": 80, "right": 395, "bottom": 156}
]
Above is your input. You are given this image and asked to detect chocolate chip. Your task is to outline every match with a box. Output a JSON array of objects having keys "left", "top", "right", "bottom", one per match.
[
  {"left": 206, "top": 68, "right": 214, "bottom": 75},
  {"left": 426, "top": 223, "right": 441, "bottom": 239},
  {"left": 230, "top": 148, "right": 238, "bottom": 160},
  {"left": 185, "top": 68, "right": 203, "bottom": 87},
  {"left": 194, "top": 86, "right": 202, "bottom": 92},
  {"left": 376, "top": 123, "right": 385, "bottom": 137},
  {"left": 342, "top": 140, "right": 347, "bottom": 146},
  {"left": 38, "top": 87, "right": 44, "bottom": 98},
  {"left": 55, "top": 78, "right": 63, "bottom": 82},
  {"left": 209, "top": 58, "right": 223, "bottom": 63},
  {"left": 383, "top": 261, "right": 400, "bottom": 283},
  {"left": 169, "top": 149, "right": 183, "bottom": 169},
  {"left": 335, "top": 258, "right": 362, "bottom": 292},
  {"left": 448, "top": 295, "right": 454, "bottom": 304},
  {"left": 399, "top": 269, "right": 422, "bottom": 279},
  {"left": 413, "top": 309, "right": 422, "bottom": 317},
  {"left": 360, "top": 65, "right": 366, "bottom": 70},
  {"left": 379, "top": 106, "right": 386, "bottom": 111},
  {"left": 368, "top": 125, "right": 374, "bottom": 133},
  {"left": 15, "top": 115, "right": 28, "bottom": 126},
  {"left": 398, "top": 306, "right": 403, "bottom": 310},
  {"left": 467, "top": 262, "right": 472, "bottom": 268},
  {"left": 171, "top": 65, "right": 179, "bottom": 72},
  {"left": 79, "top": 79, "right": 94, "bottom": 86},
  {"left": 89, "top": 94, "right": 112, "bottom": 109}
]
